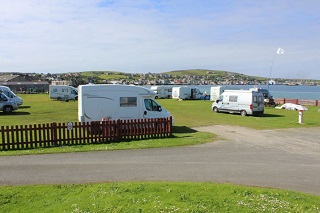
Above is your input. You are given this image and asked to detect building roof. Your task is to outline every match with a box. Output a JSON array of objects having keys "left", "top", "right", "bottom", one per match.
[
  {"left": 0, "top": 81, "right": 49, "bottom": 86},
  {"left": 0, "top": 75, "right": 19, "bottom": 82}
]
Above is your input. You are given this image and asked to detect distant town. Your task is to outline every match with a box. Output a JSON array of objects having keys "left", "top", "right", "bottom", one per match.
[{"left": 0, "top": 70, "right": 319, "bottom": 93}]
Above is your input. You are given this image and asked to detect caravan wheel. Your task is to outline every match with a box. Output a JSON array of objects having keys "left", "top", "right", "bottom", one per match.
[
  {"left": 213, "top": 107, "right": 219, "bottom": 113},
  {"left": 240, "top": 110, "right": 247, "bottom": 116}
]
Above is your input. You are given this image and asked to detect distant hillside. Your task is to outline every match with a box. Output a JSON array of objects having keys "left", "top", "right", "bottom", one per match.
[{"left": 162, "top": 69, "right": 265, "bottom": 80}]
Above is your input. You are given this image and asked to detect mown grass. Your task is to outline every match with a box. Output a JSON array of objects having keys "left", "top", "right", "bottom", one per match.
[
  {"left": 2, "top": 94, "right": 320, "bottom": 128},
  {"left": 1, "top": 182, "right": 319, "bottom": 213},
  {"left": 1, "top": 94, "right": 320, "bottom": 156},
  {"left": 1, "top": 94, "right": 320, "bottom": 212}
]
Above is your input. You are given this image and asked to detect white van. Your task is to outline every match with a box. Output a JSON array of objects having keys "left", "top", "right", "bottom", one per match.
[
  {"left": 150, "top": 86, "right": 173, "bottom": 99},
  {"left": 49, "top": 85, "right": 78, "bottom": 101},
  {"left": 0, "top": 86, "right": 23, "bottom": 106},
  {"left": 172, "top": 86, "right": 202, "bottom": 100},
  {"left": 0, "top": 92, "right": 19, "bottom": 113},
  {"left": 211, "top": 89, "right": 264, "bottom": 116},
  {"left": 78, "top": 84, "right": 172, "bottom": 122}
]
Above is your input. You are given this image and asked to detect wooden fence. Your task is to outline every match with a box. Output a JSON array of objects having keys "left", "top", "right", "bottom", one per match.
[
  {"left": 274, "top": 98, "right": 319, "bottom": 106},
  {"left": 1, "top": 117, "right": 173, "bottom": 151}
]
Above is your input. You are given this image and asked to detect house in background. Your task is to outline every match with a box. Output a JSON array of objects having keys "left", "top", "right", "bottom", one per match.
[{"left": 0, "top": 74, "right": 49, "bottom": 93}]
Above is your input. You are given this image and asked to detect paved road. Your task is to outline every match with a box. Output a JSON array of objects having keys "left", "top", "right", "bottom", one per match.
[{"left": 1, "top": 125, "right": 320, "bottom": 195}]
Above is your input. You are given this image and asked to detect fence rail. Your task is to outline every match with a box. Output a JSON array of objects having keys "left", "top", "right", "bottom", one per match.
[
  {"left": 1, "top": 117, "right": 173, "bottom": 151},
  {"left": 274, "top": 98, "right": 319, "bottom": 106}
]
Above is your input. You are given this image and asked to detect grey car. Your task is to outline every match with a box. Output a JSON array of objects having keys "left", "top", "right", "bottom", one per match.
[{"left": 0, "top": 92, "right": 18, "bottom": 113}]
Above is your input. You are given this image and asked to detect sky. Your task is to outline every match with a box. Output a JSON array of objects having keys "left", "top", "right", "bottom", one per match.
[{"left": 1, "top": 0, "right": 319, "bottom": 79}]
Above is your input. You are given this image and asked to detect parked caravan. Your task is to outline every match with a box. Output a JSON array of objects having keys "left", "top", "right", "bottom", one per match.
[
  {"left": 212, "top": 89, "right": 264, "bottom": 116},
  {"left": 171, "top": 86, "right": 202, "bottom": 100},
  {"left": 210, "top": 86, "right": 238, "bottom": 101},
  {"left": 150, "top": 85, "right": 173, "bottom": 99},
  {"left": 0, "top": 91, "right": 19, "bottom": 113},
  {"left": 78, "top": 84, "right": 172, "bottom": 122},
  {"left": 0, "top": 86, "right": 23, "bottom": 106},
  {"left": 49, "top": 85, "right": 78, "bottom": 101}
]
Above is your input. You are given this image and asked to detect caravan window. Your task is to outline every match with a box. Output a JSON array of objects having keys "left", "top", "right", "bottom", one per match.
[
  {"left": 120, "top": 97, "right": 137, "bottom": 107},
  {"left": 62, "top": 89, "right": 68, "bottom": 92},
  {"left": 229, "top": 95, "right": 238, "bottom": 102},
  {"left": 53, "top": 89, "right": 58, "bottom": 92}
]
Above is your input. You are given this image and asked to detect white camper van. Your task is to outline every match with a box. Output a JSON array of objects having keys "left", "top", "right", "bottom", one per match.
[
  {"left": 49, "top": 85, "right": 78, "bottom": 101},
  {"left": 210, "top": 86, "right": 238, "bottom": 101},
  {"left": 150, "top": 86, "right": 173, "bottom": 99},
  {"left": 211, "top": 89, "right": 264, "bottom": 116},
  {"left": 0, "top": 86, "right": 23, "bottom": 106},
  {"left": 78, "top": 84, "right": 172, "bottom": 122},
  {"left": 172, "top": 86, "right": 202, "bottom": 100}
]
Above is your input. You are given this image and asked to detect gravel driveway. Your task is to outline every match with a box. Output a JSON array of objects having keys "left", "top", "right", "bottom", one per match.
[{"left": 1, "top": 125, "right": 320, "bottom": 195}]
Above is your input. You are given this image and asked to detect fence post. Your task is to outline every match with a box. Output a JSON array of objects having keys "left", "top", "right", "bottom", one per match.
[
  {"left": 316, "top": 100, "right": 318, "bottom": 106},
  {"left": 1, "top": 126, "right": 5, "bottom": 150},
  {"left": 116, "top": 119, "right": 122, "bottom": 141},
  {"left": 51, "top": 122, "right": 57, "bottom": 146},
  {"left": 169, "top": 116, "right": 173, "bottom": 137}
]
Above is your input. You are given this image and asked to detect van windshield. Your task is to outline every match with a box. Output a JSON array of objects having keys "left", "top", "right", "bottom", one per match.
[
  {"left": 144, "top": 99, "right": 160, "bottom": 111},
  {"left": 4, "top": 91, "right": 16, "bottom": 98}
]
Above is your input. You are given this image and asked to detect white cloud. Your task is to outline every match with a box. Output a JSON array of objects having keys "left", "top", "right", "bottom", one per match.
[{"left": 0, "top": 0, "right": 319, "bottom": 79}]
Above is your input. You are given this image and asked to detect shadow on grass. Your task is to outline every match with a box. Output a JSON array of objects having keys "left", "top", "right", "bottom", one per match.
[
  {"left": 260, "top": 114, "right": 284, "bottom": 118},
  {"left": 172, "top": 126, "right": 198, "bottom": 133},
  {"left": 18, "top": 106, "right": 31, "bottom": 109},
  {"left": 0, "top": 112, "right": 31, "bottom": 116}
]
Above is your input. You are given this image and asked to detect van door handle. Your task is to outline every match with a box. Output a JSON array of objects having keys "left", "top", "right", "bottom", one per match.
[{"left": 144, "top": 111, "right": 147, "bottom": 115}]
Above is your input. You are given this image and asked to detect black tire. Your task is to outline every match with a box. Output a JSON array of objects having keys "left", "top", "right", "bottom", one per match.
[
  {"left": 213, "top": 107, "right": 219, "bottom": 113},
  {"left": 240, "top": 110, "right": 247, "bottom": 116},
  {"left": 57, "top": 97, "right": 61, "bottom": 101},
  {"left": 3, "top": 106, "right": 13, "bottom": 114}
]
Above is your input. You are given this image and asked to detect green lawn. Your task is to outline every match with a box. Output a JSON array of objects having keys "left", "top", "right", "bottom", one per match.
[
  {"left": 1, "top": 94, "right": 320, "bottom": 212},
  {"left": 2, "top": 94, "right": 320, "bottom": 129},
  {"left": 1, "top": 182, "right": 319, "bottom": 213}
]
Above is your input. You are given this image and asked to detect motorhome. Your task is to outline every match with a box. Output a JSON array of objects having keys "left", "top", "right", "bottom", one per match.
[
  {"left": 78, "top": 84, "right": 172, "bottom": 122},
  {"left": 0, "top": 86, "right": 23, "bottom": 106},
  {"left": 49, "top": 85, "right": 78, "bottom": 101},
  {"left": 250, "top": 88, "right": 275, "bottom": 107},
  {"left": 150, "top": 86, "right": 173, "bottom": 99},
  {"left": 171, "top": 86, "right": 202, "bottom": 100},
  {"left": 211, "top": 89, "right": 264, "bottom": 116},
  {"left": 210, "top": 86, "right": 238, "bottom": 101},
  {"left": 0, "top": 91, "right": 19, "bottom": 113}
]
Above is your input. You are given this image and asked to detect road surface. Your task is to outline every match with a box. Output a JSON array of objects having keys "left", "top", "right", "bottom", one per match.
[{"left": 1, "top": 125, "right": 319, "bottom": 195}]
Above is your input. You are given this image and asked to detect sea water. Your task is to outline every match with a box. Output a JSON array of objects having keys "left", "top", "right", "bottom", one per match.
[{"left": 196, "top": 85, "right": 320, "bottom": 100}]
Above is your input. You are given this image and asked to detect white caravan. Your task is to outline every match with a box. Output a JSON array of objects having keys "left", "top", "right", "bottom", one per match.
[
  {"left": 210, "top": 86, "right": 238, "bottom": 101},
  {"left": 0, "top": 86, "right": 23, "bottom": 106},
  {"left": 49, "top": 85, "right": 78, "bottom": 101},
  {"left": 211, "top": 89, "right": 264, "bottom": 116},
  {"left": 150, "top": 86, "right": 173, "bottom": 99},
  {"left": 171, "top": 86, "right": 202, "bottom": 100},
  {"left": 78, "top": 84, "right": 172, "bottom": 122}
]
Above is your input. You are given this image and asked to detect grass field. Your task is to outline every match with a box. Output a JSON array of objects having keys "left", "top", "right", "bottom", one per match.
[
  {"left": 1, "top": 94, "right": 320, "bottom": 212},
  {"left": 2, "top": 94, "right": 320, "bottom": 128},
  {"left": 1, "top": 182, "right": 319, "bottom": 213}
]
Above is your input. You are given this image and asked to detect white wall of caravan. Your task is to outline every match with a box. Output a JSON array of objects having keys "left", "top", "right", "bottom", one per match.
[{"left": 78, "top": 84, "right": 172, "bottom": 122}]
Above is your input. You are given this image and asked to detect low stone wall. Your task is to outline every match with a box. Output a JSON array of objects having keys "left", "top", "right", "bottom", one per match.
[{"left": 274, "top": 98, "right": 319, "bottom": 106}]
